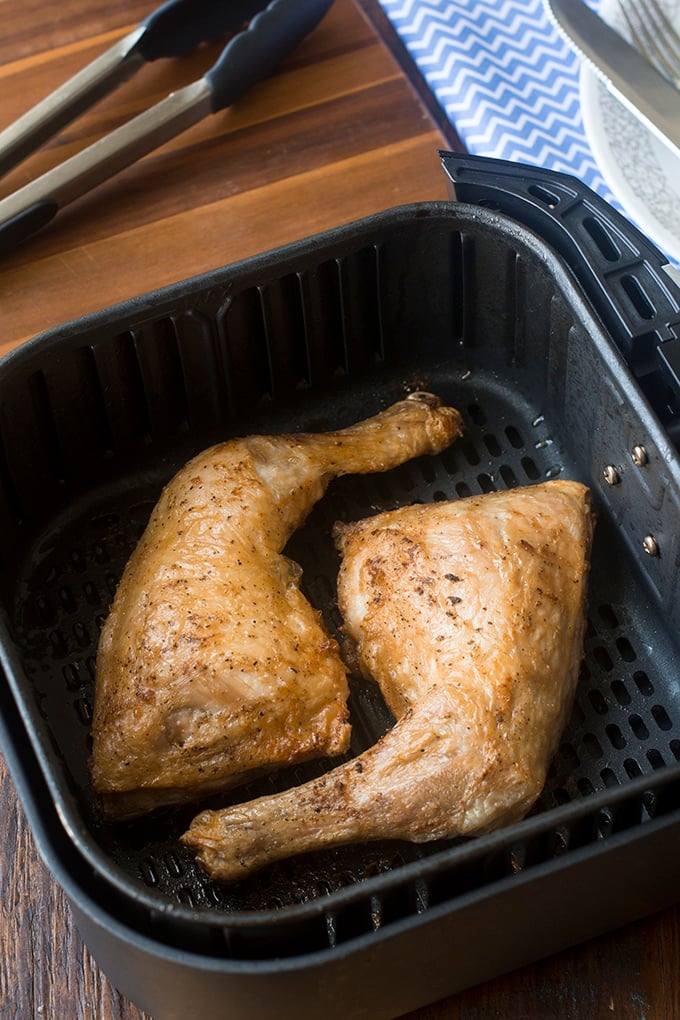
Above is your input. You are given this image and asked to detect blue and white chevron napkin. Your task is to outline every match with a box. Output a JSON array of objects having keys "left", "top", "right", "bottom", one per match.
[{"left": 376, "top": 0, "right": 616, "bottom": 204}]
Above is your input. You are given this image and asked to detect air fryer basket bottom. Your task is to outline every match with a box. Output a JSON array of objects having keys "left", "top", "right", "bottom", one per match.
[
  {"left": 2, "top": 202, "right": 680, "bottom": 962},
  {"left": 9, "top": 359, "right": 680, "bottom": 917}
]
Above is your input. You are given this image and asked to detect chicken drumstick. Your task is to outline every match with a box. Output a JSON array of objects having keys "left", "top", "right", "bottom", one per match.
[
  {"left": 91, "top": 392, "right": 463, "bottom": 818},
  {"left": 184, "top": 480, "right": 593, "bottom": 880}
]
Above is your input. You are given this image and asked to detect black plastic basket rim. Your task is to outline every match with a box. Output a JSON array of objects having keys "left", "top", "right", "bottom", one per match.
[{"left": 2, "top": 197, "right": 680, "bottom": 951}]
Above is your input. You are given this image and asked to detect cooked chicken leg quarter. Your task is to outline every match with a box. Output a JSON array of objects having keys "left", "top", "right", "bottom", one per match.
[
  {"left": 184, "top": 480, "right": 593, "bottom": 881},
  {"left": 90, "top": 392, "right": 463, "bottom": 818}
]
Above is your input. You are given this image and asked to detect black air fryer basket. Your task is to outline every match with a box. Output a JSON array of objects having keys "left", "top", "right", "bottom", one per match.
[{"left": 2, "top": 153, "right": 680, "bottom": 1020}]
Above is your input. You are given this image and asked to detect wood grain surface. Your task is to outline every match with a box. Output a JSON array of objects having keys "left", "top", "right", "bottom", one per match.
[{"left": 0, "top": 1, "right": 679, "bottom": 1018}]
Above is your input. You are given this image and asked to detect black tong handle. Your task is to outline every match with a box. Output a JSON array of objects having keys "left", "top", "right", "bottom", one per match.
[
  {"left": 138, "top": 0, "right": 284, "bottom": 60},
  {"left": 206, "top": 0, "right": 334, "bottom": 112},
  {"left": 440, "top": 151, "right": 680, "bottom": 443}
]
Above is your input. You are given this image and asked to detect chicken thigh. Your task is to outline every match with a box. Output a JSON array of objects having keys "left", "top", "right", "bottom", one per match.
[
  {"left": 91, "top": 392, "right": 463, "bottom": 818},
  {"left": 183, "top": 480, "right": 593, "bottom": 881}
]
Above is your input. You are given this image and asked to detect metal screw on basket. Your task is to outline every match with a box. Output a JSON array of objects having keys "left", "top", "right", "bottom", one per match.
[
  {"left": 642, "top": 535, "right": 660, "bottom": 557},
  {"left": 603, "top": 465, "right": 621, "bottom": 485},
  {"left": 631, "top": 444, "right": 649, "bottom": 467}
]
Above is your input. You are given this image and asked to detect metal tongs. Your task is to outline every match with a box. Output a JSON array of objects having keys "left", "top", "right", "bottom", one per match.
[{"left": 0, "top": 0, "right": 334, "bottom": 253}]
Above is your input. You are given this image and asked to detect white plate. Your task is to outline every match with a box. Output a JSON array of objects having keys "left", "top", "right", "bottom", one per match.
[{"left": 580, "top": 0, "right": 680, "bottom": 262}]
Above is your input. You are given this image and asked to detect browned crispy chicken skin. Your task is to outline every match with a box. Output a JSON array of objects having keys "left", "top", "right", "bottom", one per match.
[
  {"left": 90, "top": 393, "right": 463, "bottom": 818},
  {"left": 184, "top": 480, "right": 593, "bottom": 881}
]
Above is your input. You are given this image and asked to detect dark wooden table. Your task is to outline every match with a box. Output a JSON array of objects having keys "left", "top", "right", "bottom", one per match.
[{"left": 0, "top": 1, "right": 679, "bottom": 1017}]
